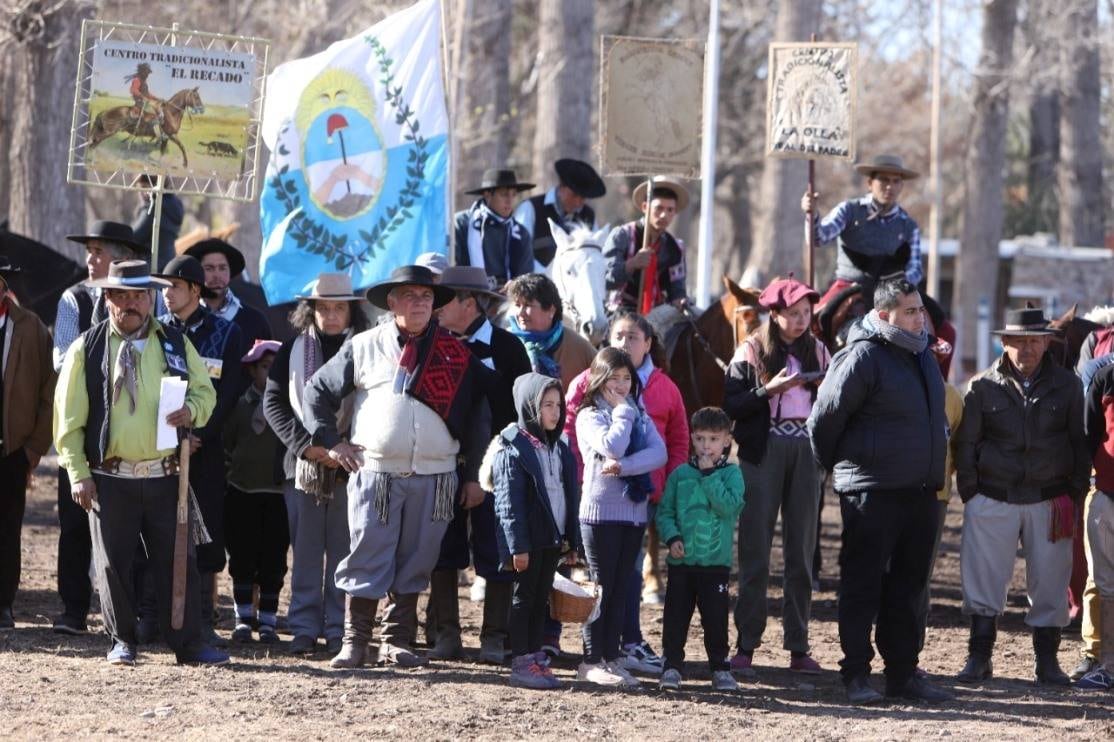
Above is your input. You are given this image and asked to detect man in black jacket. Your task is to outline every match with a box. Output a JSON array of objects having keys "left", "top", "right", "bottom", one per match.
[
  {"left": 808, "top": 278, "right": 951, "bottom": 705},
  {"left": 952, "top": 306, "right": 1089, "bottom": 687},
  {"left": 426, "top": 266, "right": 532, "bottom": 663}
]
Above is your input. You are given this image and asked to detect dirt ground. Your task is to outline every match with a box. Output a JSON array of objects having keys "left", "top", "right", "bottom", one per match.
[{"left": 2, "top": 460, "right": 1111, "bottom": 740}]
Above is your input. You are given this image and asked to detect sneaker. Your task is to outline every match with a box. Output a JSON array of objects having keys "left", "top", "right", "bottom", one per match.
[
  {"left": 845, "top": 675, "right": 883, "bottom": 705},
  {"left": 541, "top": 637, "right": 562, "bottom": 659},
  {"left": 885, "top": 675, "right": 954, "bottom": 703},
  {"left": 606, "top": 660, "right": 642, "bottom": 687},
  {"left": 231, "top": 624, "right": 253, "bottom": 643},
  {"left": 177, "top": 645, "right": 231, "bottom": 666},
  {"left": 730, "top": 651, "right": 757, "bottom": 678},
  {"left": 52, "top": 614, "right": 87, "bottom": 636},
  {"left": 659, "top": 668, "right": 682, "bottom": 690},
  {"left": 621, "top": 641, "right": 664, "bottom": 674},
  {"left": 789, "top": 653, "right": 823, "bottom": 675},
  {"left": 509, "top": 653, "right": 560, "bottom": 689},
  {"left": 577, "top": 661, "right": 625, "bottom": 686},
  {"left": 135, "top": 616, "right": 160, "bottom": 645},
  {"left": 712, "top": 670, "right": 738, "bottom": 691},
  {"left": 1071, "top": 655, "right": 1100, "bottom": 681},
  {"left": 1076, "top": 666, "right": 1114, "bottom": 691},
  {"left": 288, "top": 635, "right": 318, "bottom": 655},
  {"left": 107, "top": 641, "right": 137, "bottom": 666},
  {"left": 534, "top": 651, "right": 551, "bottom": 668},
  {"left": 258, "top": 625, "right": 279, "bottom": 645}
]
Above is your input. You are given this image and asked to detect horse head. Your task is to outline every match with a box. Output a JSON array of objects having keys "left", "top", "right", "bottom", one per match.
[
  {"left": 1048, "top": 303, "right": 1101, "bottom": 369},
  {"left": 548, "top": 219, "right": 610, "bottom": 345},
  {"left": 718, "top": 275, "right": 762, "bottom": 346},
  {"left": 174, "top": 87, "right": 205, "bottom": 115}
]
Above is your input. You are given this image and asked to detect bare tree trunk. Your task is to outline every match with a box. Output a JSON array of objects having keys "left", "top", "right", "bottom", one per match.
[
  {"left": 1025, "top": 0, "right": 1059, "bottom": 235},
  {"left": 743, "top": 0, "right": 821, "bottom": 286},
  {"left": 1057, "top": 0, "right": 1105, "bottom": 247},
  {"left": 531, "top": 0, "right": 594, "bottom": 180},
  {"left": 955, "top": 0, "right": 1019, "bottom": 374},
  {"left": 6, "top": 1, "right": 94, "bottom": 262},
  {"left": 454, "top": 0, "right": 512, "bottom": 209},
  {"left": 0, "top": 61, "right": 12, "bottom": 221}
]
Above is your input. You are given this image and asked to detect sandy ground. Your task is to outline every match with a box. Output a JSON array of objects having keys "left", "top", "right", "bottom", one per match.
[{"left": 1, "top": 461, "right": 1111, "bottom": 740}]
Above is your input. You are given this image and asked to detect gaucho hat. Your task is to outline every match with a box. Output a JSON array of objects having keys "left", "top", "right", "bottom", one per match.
[{"left": 365, "top": 265, "right": 455, "bottom": 311}]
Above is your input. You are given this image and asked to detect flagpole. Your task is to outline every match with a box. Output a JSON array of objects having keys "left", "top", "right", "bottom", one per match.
[
  {"left": 927, "top": 0, "right": 943, "bottom": 299},
  {"left": 696, "top": 0, "right": 721, "bottom": 309},
  {"left": 438, "top": 0, "right": 455, "bottom": 258}
]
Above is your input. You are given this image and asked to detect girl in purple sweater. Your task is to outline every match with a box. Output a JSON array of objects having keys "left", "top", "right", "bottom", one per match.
[{"left": 574, "top": 347, "right": 667, "bottom": 687}]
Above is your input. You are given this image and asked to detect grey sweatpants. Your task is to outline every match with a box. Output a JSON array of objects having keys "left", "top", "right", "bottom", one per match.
[
  {"left": 334, "top": 470, "right": 455, "bottom": 599},
  {"left": 284, "top": 479, "right": 349, "bottom": 641},
  {"left": 736, "top": 434, "right": 821, "bottom": 653},
  {"left": 960, "top": 494, "right": 1072, "bottom": 627}
]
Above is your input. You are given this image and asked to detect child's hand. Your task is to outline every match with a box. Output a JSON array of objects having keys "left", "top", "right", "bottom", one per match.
[
  {"left": 600, "top": 385, "right": 624, "bottom": 409},
  {"left": 696, "top": 454, "right": 716, "bottom": 470},
  {"left": 669, "top": 541, "right": 685, "bottom": 559},
  {"left": 601, "top": 458, "right": 622, "bottom": 476},
  {"left": 513, "top": 553, "right": 529, "bottom": 572}
]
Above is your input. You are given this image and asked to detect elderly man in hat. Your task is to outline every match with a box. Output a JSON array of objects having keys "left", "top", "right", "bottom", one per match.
[
  {"left": 262, "top": 273, "right": 371, "bottom": 656},
  {"left": 953, "top": 306, "right": 1089, "bottom": 687},
  {"left": 155, "top": 254, "right": 245, "bottom": 646},
  {"left": 303, "top": 265, "right": 492, "bottom": 669},
  {"left": 802, "top": 154, "right": 923, "bottom": 308},
  {"left": 454, "top": 168, "right": 535, "bottom": 289},
  {"left": 185, "top": 239, "right": 273, "bottom": 349},
  {"left": 51, "top": 220, "right": 146, "bottom": 636},
  {"left": 53, "top": 260, "right": 224, "bottom": 665},
  {"left": 425, "top": 266, "right": 532, "bottom": 662},
  {"left": 514, "top": 158, "right": 606, "bottom": 268},
  {"left": 604, "top": 175, "right": 691, "bottom": 314},
  {"left": 0, "top": 258, "right": 56, "bottom": 630}
]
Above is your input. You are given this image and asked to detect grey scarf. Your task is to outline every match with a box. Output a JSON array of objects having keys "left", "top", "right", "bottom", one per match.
[
  {"left": 864, "top": 309, "right": 928, "bottom": 354},
  {"left": 111, "top": 322, "right": 147, "bottom": 414}
]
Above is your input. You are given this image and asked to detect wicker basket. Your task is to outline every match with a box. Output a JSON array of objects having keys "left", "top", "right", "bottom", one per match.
[{"left": 549, "top": 575, "right": 598, "bottom": 624}]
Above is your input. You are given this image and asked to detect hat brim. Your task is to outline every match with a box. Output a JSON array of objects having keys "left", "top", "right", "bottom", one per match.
[
  {"left": 151, "top": 273, "right": 218, "bottom": 299},
  {"left": 86, "top": 276, "right": 172, "bottom": 290},
  {"left": 853, "top": 164, "right": 920, "bottom": 180},
  {"left": 294, "top": 293, "right": 365, "bottom": 302},
  {"left": 632, "top": 179, "right": 690, "bottom": 212},
  {"left": 437, "top": 283, "right": 507, "bottom": 303},
  {"left": 991, "top": 328, "right": 1056, "bottom": 337},
  {"left": 66, "top": 234, "right": 146, "bottom": 252},
  {"left": 184, "top": 242, "right": 247, "bottom": 278},
  {"left": 464, "top": 182, "right": 535, "bottom": 196},
  {"left": 554, "top": 160, "right": 606, "bottom": 199},
  {"left": 365, "top": 281, "right": 455, "bottom": 311}
]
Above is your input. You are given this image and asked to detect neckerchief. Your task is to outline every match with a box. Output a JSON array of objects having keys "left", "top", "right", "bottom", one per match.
[
  {"left": 211, "top": 287, "right": 243, "bottom": 323},
  {"left": 468, "top": 200, "right": 514, "bottom": 283},
  {"left": 394, "top": 323, "right": 429, "bottom": 393},
  {"left": 508, "top": 317, "right": 563, "bottom": 379},
  {"left": 111, "top": 320, "right": 148, "bottom": 415}
]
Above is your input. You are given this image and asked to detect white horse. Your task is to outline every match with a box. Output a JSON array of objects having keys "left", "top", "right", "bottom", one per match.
[{"left": 547, "top": 219, "right": 611, "bottom": 346}]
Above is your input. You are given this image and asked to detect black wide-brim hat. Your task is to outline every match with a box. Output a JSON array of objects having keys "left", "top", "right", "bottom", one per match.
[
  {"left": 465, "top": 168, "right": 535, "bottom": 196},
  {"left": 184, "top": 238, "right": 246, "bottom": 279},
  {"left": 554, "top": 158, "right": 606, "bottom": 199},
  {"left": 991, "top": 307, "right": 1056, "bottom": 336},
  {"left": 365, "top": 265, "right": 455, "bottom": 311},
  {"left": 153, "top": 255, "right": 217, "bottom": 299},
  {"left": 66, "top": 220, "right": 146, "bottom": 253},
  {"left": 86, "top": 259, "right": 171, "bottom": 291}
]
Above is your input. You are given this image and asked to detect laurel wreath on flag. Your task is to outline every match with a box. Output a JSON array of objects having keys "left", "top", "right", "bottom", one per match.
[{"left": 269, "top": 35, "right": 430, "bottom": 271}]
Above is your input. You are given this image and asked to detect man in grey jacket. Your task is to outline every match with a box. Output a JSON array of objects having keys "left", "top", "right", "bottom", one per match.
[{"left": 808, "top": 278, "right": 951, "bottom": 705}]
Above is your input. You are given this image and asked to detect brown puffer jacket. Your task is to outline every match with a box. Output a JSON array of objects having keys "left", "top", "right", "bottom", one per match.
[{"left": 953, "top": 354, "right": 1089, "bottom": 504}]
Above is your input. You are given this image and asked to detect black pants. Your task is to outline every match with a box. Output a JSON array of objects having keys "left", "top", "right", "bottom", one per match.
[
  {"left": 89, "top": 473, "right": 202, "bottom": 655},
  {"left": 57, "top": 466, "right": 93, "bottom": 620},
  {"left": 0, "top": 449, "right": 30, "bottom": 608},
  {"left": 837, "top": 490, "right": 939, "bottom": 687},
  {"left": 435, "top": 494, "right": 512, "bottom": 582},
  {"left": 509, "top": 546, "right": 560, "bottom": 657},
  {"left": 225, "top": 487, "right": 290, "bottom": 612},
  {"left": 662, "top": 564, "right": 730, "bottom": 673},
  {"left": 582, "top": 523, "right": 645, "bottom": 663},
  {"left": 191, "top": 443, "right": 227, "bottom": 575}
]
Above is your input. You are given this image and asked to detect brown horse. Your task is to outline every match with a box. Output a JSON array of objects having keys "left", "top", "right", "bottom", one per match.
[
  {"left": 88, "top": 87, "right": 205, "bottom": 167},
  {"left": 1047, "top": 304, "right": 1101, "bottom": 370},
  {"left": 665, "top": 275, "right": 762, "bottom": 417}
]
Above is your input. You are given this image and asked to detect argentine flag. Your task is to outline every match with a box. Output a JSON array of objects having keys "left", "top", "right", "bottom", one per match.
[{"left": 259, "top": 0, "right": 448, "bottom": 304}]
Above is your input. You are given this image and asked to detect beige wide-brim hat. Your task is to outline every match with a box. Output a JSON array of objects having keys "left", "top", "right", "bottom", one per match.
[
  {"left": 853, "top": 154, "right": 920, "bottom": 180},
  {"left": 295, "top": 273, "right": 364, "bottom": 302},
  {"left": 632, "top": 176, "right": 690, "bottom": 212}
]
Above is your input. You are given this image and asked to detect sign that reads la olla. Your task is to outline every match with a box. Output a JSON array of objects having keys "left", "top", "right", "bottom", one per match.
[
  {"left": 84, "top": 34, "right": 257, "bottom": 180},
  {"left": 766, "top": 42, "right": 858, "bottom": 162}
]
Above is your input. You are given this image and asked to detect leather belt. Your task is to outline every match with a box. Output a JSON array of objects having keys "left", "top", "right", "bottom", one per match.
[{"left": 95, "top": 455, "right": 180, "bottom": 479}]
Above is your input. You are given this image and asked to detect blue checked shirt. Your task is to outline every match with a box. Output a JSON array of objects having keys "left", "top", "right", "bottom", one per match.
[{"left": 811, "top": 194, "right": 923, "bottom": 285}]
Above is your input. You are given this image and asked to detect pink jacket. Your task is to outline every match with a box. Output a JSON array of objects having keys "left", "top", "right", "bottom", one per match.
[{"left": 564, "top": 365, "right": 689, "bottom": 503}]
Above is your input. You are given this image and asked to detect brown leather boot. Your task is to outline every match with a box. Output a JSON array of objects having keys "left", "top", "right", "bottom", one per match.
[
  {"left": 330, "top": 595, "right": 377, "bottom": 669},
  {"left": 380, "top": 593, "right": 427, "bottom": 668},
  {"left": 479, "top": 579, "right": 513, "bottom": 664}
]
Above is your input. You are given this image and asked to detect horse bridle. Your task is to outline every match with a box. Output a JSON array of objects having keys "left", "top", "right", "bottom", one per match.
[{"left": 556, "top": 242, "right": 603, "bottom": 328}]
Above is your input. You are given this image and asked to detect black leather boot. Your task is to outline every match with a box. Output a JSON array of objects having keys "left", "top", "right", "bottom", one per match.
[
  {"left": 1033, "top": 626, "right": 1071, "bottom": 686},
  {"left": 957, "top": 615, "right": 996, "bottom": 683}
]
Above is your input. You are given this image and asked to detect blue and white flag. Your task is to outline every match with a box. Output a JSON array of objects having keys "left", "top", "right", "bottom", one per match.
[{"left": 259, "top": 0, "right": 448, "bottom": 304}]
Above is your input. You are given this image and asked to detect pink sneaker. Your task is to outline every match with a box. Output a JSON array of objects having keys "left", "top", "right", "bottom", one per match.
[
  {"left": 730, "top": 652, "right": 756, "bottom": 678},
  {"left": 789, "top": 653, "right": 823, "bottom": 674}
]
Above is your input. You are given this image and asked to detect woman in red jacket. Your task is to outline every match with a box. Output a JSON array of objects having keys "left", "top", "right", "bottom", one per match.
[{"left": 564, "top": 310, "right": 689, "bottom": 674}]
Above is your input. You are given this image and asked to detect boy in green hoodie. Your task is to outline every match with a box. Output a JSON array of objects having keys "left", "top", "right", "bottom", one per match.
[{"left": 656, "top": 407, "right": 745, "bottom": 691}]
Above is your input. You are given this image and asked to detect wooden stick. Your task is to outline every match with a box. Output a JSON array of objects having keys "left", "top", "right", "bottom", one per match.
[
  {"left": 170, "top": 436, "right": 190, "bottom": 631},
  {"left": 636, "top": 176, "right": 653, "bottom": 310},
  {"left": 805, "top": 32, "right": 818, "bottom": 288}
]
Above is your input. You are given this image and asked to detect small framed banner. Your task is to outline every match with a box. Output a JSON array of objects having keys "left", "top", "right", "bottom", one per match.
[
  {"left": 766, "top": 42, "right": 858, "bottom": 162},
  {"left": 67, "top": 20, "right": 270, "bottom": 200},
  {"left": 599, "top": 35, "right": 705, "bottom": 178}
]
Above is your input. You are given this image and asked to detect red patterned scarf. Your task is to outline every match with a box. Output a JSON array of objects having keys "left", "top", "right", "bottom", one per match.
[{"left": 403, "top": 322, "right": 472, "bottom": 425}]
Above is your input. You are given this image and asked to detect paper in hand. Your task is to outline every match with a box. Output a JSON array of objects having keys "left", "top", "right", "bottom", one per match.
[{"left": 157, "top": 377, "right": 189, "bottom": 450}]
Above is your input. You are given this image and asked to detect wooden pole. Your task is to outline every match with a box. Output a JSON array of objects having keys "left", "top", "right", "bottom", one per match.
[
  {"left": 149, "top": 174, "right": 164, "bottom": 268},
  {"left": 170, "top": 437, "right": 191, "bottom": 630},
  {"left": 636, "top": 176, "right": 653, "bottom": 311},
  {"left": 804, "top": 32, "right": 817, "bottom": 288},
  {"left": 927, "top": 0, "right": 943, "bottom": 299}
]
